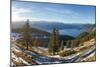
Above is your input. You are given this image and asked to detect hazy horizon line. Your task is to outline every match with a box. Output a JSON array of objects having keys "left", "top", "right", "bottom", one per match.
[{"left": 12, "top": 20, "right": 95, "bottom": 25}]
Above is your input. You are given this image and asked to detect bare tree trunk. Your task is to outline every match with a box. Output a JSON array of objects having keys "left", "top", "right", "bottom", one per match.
[{"left": 25, "top": 41, "right": 28, "bottom": 50}]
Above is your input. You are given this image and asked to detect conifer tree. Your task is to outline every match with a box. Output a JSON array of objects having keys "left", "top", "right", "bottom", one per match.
[
  {"left": 48, "top": 28, "right": 59, "bottom": 55},
  {"left": 20, "top": 19, "right": 32, "bottom": 50},
  {"left": 71, "top": 40, "right": 74, "bottom": 50},
  {"left": 67, "top": 40, "right": 71, "bottom": 48}
]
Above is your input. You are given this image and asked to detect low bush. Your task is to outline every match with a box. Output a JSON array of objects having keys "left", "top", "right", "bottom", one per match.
[{"left": 59, "top": 50, "right": 77, "bottom": 57}]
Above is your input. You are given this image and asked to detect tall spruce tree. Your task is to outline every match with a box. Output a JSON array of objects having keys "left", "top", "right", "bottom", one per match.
[
  {"left": 48, "top": 28, "right": 59, "bottom": 55},
  {"left": 21, "top": 19, "right": 32, "bottom": 50}
]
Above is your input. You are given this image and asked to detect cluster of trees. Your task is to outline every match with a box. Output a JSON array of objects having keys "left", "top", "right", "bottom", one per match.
[
  {"left": 67, "top": 39, "right": 82, "bottom": 48},
  {"left": 48, "top": 28, "right": 72, "bottom": 55},
  {"left": 17, "top": 19, "right": 66, "bottom": 53},
  {"left": 59, "top": 31, "right": 96, "bottom": 57},
  {"left": 17, "top": 19, "right": 96, "bottom": 56}
]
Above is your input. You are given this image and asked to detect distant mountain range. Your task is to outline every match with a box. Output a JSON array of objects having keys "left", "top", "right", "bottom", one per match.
[
  {"left": 11, "top": 21, "right": 95, "bottom": 42},
  {"left": 12, "top": 21, "right": 95, "bottom": 31}
]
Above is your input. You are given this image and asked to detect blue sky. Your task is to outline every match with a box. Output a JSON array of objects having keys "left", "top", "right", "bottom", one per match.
[{"left": 12, "top": 1, "right": 96, "bottom": 24}]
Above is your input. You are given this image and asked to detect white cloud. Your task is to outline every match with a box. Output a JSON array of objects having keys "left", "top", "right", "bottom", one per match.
[
  {"left": 45, "top": 7, "right": 73, "bottom": 15},
  {"left": 12, "top": 6, "right": 33, "bottom": 22}
]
